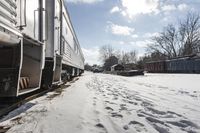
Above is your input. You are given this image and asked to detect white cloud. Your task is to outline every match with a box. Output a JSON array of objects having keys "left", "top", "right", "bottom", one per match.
[
  {"left": 161, "top": 16, "right": 175, "bottom": 24},
  {"left": 108, "top": 22, "right": 135, "bottom": 36},
  {"left": 144, "top": 32, "right": 159, "bottom": 38},
  {"left": 162, "top": 5, "right": 176, "bottom": 12},
  {"left": 131, "top": 40, "right": 151, "bottom": 48},
  {"left": 160, "top": 3, "right": 188, "bottom": 13},
  {"left": 110, "top": 6, "right": 120, "bottom": 14},
  {"left": 178, "top": 4, "right": 188, "bottom": 11},
  {"left": 119, "top": 41, "right": 125, "bottom": 45},
  {"left": 132, "top": 34, "right": 139, "bottom": 38},
  {"left": 120, "top": 0, "right": 159, "bottom": 19},
  {"left": 66, "top": 0, "right": 103, "bottom": 4},
  {"left": 82, "top": 47, "right": 100, "bottom": 65}
]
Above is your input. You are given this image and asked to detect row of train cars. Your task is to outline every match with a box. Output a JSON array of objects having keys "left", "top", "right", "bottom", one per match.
[
  {"left": 145, "top": 54, "right": 200, "bottom": 73},
  {"left": 0, "top": 0, "right": 84, "bottom": 97}
]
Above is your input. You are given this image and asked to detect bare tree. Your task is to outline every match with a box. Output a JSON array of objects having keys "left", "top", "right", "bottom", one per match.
[
  {"left": 103, "top": 56, "right": 118, "bottom": 71},
  {"left": 115, "top": 50, "right": 122, "bottom": 61},
  {"left": 121, "top": 52, "right": 130, "bottom": 65},
  {"left": 179, "top": 12, "right": 200, "bottom": 55},
  {"left": 147, "top": 12, "right": 200, "bottom": 59},
  {"left": 148, "top": 24, "right": 180, "bottom": 58},
  {"left": 99, "top": 45, "right": 115, "bottom": 62},
  {"left": 129, "top": 50, "right": 137, "bottom": 63},
  {"left": 84, "top": 63, "right": 92, "bottom": 71},
  {"left": 119, "top": 50, "right": 137, "bottom": 64}
]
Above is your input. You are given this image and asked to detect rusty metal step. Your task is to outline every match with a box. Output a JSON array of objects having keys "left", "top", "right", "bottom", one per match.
[{"left": 19, "top": 77, "right": 30, "bottom": 90}]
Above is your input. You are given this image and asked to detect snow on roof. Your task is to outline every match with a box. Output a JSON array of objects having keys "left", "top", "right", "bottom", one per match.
[{"left": 111, "top": 64, "right": 124, "bottom": 68}]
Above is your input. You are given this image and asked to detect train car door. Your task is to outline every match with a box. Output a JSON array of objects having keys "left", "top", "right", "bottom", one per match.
[
  {"left": 15, "top": 0, "right": 45, "bottom": 95},
  {"left": 53, "top": 0, "right": 62, "bottom": 83},
  {"left": 16, "top": 0, "right": 41, "bottom": 40},
  {"left": 54, "top": 0, "right": 61, "bottom": 55}
]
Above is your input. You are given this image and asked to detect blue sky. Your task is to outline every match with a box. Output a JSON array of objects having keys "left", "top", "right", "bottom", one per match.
[{"left": 65, "top": 0, "right": 200, "bottom": 65}]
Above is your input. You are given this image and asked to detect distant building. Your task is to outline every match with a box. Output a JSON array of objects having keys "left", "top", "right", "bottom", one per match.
[
  {"left": 193, "top": 43, "right": 200, "bottom": 53},
  {"left": 124, "top": 63, "right": 137, "bottom": 71},
  {"left": 111, "top": 64, "right": 125, "bottom": 71},
  {"left": 104, "top": 56, "right": 119, "bottom": 71}
]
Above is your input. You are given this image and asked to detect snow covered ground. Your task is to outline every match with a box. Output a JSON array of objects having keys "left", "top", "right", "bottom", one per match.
[{"left": 0, "top": 72, "right": 200, "bottom": 133}]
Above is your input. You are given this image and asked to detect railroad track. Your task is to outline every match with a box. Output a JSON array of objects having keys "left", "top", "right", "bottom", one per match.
[
  {"left": 0, "top": 77, "right": 79, "bottom": 122},
  {"left": 0, "top": 88, "right": 54, "bottom": 133}
]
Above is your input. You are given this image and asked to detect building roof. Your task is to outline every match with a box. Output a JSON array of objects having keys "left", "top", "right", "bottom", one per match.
[{"left": 111, "top": 64, "right": 124, "bottom": 68}]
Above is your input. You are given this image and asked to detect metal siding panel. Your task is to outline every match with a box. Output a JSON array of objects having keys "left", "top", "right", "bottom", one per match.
[
  {"left": 0, "top": 0, "right": 16, "bottom": 27},
  {"left": 62, "top": 15, "right": 74, "bottom": 50},
  {"left": 54, "top": 0, "right": 61, "bottom": 55},
  {"left": 61, "top": 3, "right": 84, "bottom": 70},
  {"left": 16, "top": 0, "right": 40, "bottom": 40},
  {"left": 45, "top": 0, "right": 55, "bottom": 57}
]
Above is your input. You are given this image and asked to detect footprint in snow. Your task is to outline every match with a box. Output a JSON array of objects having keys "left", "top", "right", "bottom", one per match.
[
  {"left": 95, "top": 123, "right": 108, "bottom": 133},
  {"left": 93, "top": 101, "right": 96, "bottom": 106},
  {"left": 111, "top": 112, "right": 123, "bottom": 118},
  {"left": 112, "top": 96, "right": 118, "bottom": 100},
  {"left": 146, "top": 107, "right": 166, "bottom": 115},
  {"left": 122, "top": 99, "right": 138, "bottom": 105},
  {"left": 104, "top": 100, "right": 117, "bottom": 105},
  {"left": 123, "top": 125, "right": 129, "bottom": 130},
  {"left": 129, "top": 121, "right": 145, "bottom": 127},
  {"left": 94, "top": 110, "right": 100, "bottom": 115},
  {"left": 152, "top": 124, "right": 170, "bottom": 133},
  {"left": 119, "top": 104, "right": 128, "bottom": 112},
  {"left": 96, "top": 123, "right": 104, "bottom": 128},
  {"left": 145, "top": 117, "right": 170, "bottom": 133},
  {"left": 141, "top": 101, "right": 154, "bottom": 107},
  {"left": 105, "top": 106, "right": 114, "bottom": 111},
  {"left": 158, "top": 86, "right": 169, "bottom": 90},
  {"left": 167, "top": 119, "right": 199, "bottom": 129},
  {"left": 137, "top": 113, "right": 145, "bottom": 117},
  {"left": 169, "top": 110, "right": 185, "bottom": 117},
  {"left": 125, "top": 121, "right": 147, "bottom": 132},
  {"left": 146, "top": 117, "right": 165, "bottom": 125}
]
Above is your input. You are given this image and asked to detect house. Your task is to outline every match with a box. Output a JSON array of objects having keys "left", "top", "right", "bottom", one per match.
[
  {"left": 111, "top": 64, "right": 125, "bottom": 71},
  {"left": 104, "top": 56, "right": 119, "bottom": 71}
]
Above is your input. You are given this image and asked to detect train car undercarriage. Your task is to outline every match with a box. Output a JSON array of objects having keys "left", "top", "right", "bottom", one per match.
[{"left": 0, "top": 27, "right": 44, "bottom": 97}]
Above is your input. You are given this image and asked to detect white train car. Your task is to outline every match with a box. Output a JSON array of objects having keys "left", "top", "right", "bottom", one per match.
[
  {"left": 61, "top": 3, "right": 84, "bottom": 80},
  {"left": 0, "top": 0, "right": 44, "bottom": 97},
  {"left": 42, "top": 0, "right": 84, "bottom": 88},
  {"left": 0, "top": 0, "right": 84, "bottom": 97}
]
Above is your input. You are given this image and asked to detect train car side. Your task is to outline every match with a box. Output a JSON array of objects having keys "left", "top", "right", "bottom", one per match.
[
  {"left": 145, "top": 55, "right": 200, "bottom": 73},
  {"left": 61, "top": 3, "right": 84, "bottom": 81},
  {"left": 145, "top": 61, "right": 165, "bottom": 73},
  {"left": 41, "top": 0, "right": 84, "bottom": 87},
  {"left": 0, "top": 0, "right": 45, "bottom": 97},
  {"left": 0, "top": 0, "right": 84, "bottom": 97}
]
